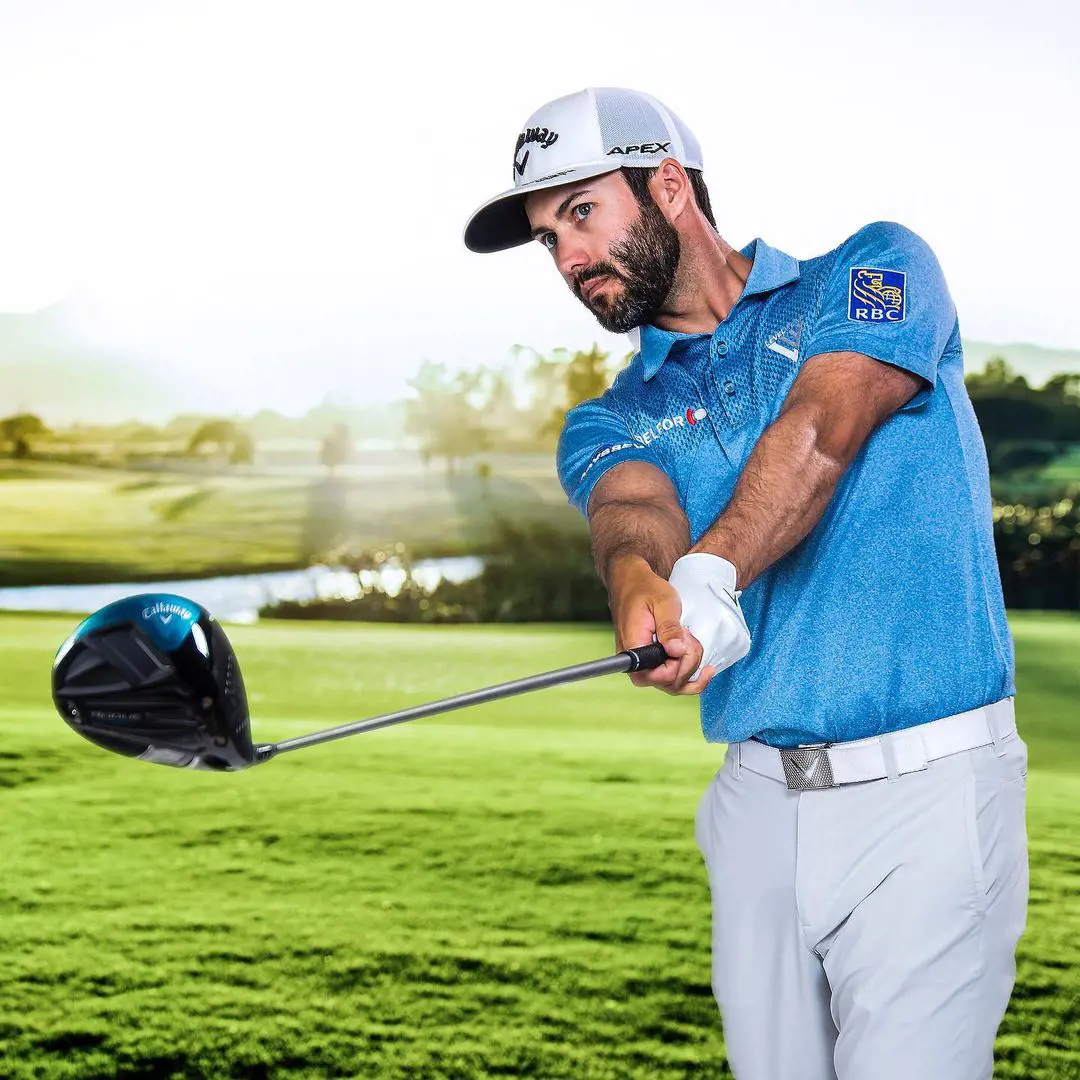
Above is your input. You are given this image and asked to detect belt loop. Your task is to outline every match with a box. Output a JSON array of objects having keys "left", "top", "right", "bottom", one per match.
[
  {"left": 733, "top": 741, "right": 743, "bottom": 779},
  {"left": 988, "top": 701, "right": 1008, "bottom": 757},
  {"left": 881, "top": 732, "right": 901, "bottom": 783}
]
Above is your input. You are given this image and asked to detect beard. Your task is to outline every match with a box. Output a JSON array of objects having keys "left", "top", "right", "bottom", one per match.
[{"left": 573, "top": 198, "right": 681, "bottom": 333}]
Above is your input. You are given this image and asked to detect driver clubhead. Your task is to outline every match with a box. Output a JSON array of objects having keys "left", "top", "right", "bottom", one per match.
[{"left": 52, "top": 594, "right": 257, "bottom": 771}]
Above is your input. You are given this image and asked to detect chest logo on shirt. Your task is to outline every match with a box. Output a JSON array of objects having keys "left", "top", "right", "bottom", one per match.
[
  {"left": 635, "top": 407, "right": 709, "bottom": 446},
  {"left": 580, "top": 406, "right": 709, "bottom": 482},
  {"left": 848, "top": 267, "right": 906, "bottom": 322},
  {"left": 766, "top": 317, "right": 804, "bottom": 362}
]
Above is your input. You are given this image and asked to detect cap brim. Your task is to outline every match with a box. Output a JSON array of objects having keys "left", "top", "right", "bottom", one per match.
[{"left": 463, "top": 164, "right": 622, "bottom": 254}]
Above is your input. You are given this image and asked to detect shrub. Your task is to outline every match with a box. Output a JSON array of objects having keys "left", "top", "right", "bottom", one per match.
[{"left": 261, "top": 519, "right": 611, "bottom": 623}]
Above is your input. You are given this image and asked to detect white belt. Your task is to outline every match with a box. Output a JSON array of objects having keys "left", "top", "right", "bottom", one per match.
[{"left": 733, "top": 697, "right": 1017, "bottom": 791}]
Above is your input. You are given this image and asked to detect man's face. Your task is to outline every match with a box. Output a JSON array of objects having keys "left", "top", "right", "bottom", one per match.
[{"left": 524, "top": 170, "right": 680, "bottom": 333}]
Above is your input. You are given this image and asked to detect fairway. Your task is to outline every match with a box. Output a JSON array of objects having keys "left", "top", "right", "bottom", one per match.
[
  {"left": 0, "top": 460, "right": 572, "bottom": 586},
  {"left": 0, "top": 614, "right": 1077, "bottom": 1078}
]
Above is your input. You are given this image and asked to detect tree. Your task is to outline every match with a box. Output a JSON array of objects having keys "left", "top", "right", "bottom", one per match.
[
  {"left": 964, "top": 355, "right": 1029, "bottom": 394},
  {"left": 248, "top": 408, "right": 293, "bottom": 440},
  {"left": 320, "top": 423, "right": 352, "bottom": 476},
  {"left": 525, "top": 344, "right": 619, "bottom": 444},
  {"left": 119, "top": 422, "right": 163, "bottom": 443},
  {"left": 475, "top": 459, "right": 493, "bottom": 496},
  {"left": 1, "top": 413, "right": 49, "bottom": 458},
  {"left": 404, "top": 361, "right": 491, "bottom": 473},
  {"left": 1041, "top": 373, "right": 1080, "bottom": 404},
  {"left": 964, "top": 356, "right": 1080, "bottom": 479},
  {"left": 186, "top": 419, "right": 254, "bottom": 465},
  {"left": 163, "top": 414, "right": 211, "bottom": 440}
]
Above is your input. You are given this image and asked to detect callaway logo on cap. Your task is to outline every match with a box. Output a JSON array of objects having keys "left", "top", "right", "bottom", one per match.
[{"left": 463, "top": 87, "right": 704, "bottom": 254}]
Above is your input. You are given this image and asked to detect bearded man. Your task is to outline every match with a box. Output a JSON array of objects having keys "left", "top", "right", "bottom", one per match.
[{"left": 463, "top": 87, "right": 1028, "bottom": 1080}]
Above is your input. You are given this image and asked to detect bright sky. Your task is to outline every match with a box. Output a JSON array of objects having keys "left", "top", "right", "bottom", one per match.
[{"left": 0, "top": 0, "right": 1077, "bottom": 415}]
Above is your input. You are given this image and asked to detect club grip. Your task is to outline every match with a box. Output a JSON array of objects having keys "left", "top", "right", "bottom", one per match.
[{"left": 622, "top": 642, "right": 670, "bottom": 672}]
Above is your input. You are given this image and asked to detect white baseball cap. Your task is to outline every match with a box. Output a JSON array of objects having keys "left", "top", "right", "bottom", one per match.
[{"left": 463, "top": 87, "right": 704, "bottom": 254}]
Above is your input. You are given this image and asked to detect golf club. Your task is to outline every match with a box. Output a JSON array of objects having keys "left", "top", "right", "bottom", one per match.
[{"left": 51, "top": 593, "right": 670, "bottom": 772}]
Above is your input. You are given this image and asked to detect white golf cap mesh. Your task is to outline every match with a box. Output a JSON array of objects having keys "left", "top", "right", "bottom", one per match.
[{"left": 463, "top": 87, "right": 704, "bottom": 254}]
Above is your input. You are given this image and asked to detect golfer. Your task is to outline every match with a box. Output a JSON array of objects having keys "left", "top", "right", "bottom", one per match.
[{"left": 464, "top": 88, "right": 1028, "bottom": 1079}]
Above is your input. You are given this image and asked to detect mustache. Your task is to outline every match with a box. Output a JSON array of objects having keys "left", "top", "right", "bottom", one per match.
[{"left": 573, "top": 262, "right": 622, "bottom": 299}]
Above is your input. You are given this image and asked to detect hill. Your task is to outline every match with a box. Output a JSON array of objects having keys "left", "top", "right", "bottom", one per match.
[
  {"left": 961, "top": 340, "right": 1080, "bottom": 388},
  {"left": 0, "top": 304, "right": 179, "bottom": 424},
  {"left": 2, "top": 300, "right": 1078, "bottom": 425}
]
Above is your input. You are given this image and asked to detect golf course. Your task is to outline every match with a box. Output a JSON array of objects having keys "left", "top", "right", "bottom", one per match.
[
  {"left": 0, "top": 460, "right": 570, "bottom": 587},
  {"left": 0, "top": 611, "right": 1076, "bottom": 1078}
]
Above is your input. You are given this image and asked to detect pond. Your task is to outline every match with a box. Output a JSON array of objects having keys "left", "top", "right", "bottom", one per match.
[{"left": 0, "top": 557, "right": 484, "bottom": 623}]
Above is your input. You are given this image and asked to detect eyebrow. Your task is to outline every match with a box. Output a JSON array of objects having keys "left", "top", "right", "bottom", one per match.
[{"left": 529, "top": 189, "right": 593, "bottom": 239}]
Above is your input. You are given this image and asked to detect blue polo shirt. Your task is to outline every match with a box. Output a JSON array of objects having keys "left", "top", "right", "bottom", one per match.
[{"left": 556, "top": 221, "right": 1015, "bottom": 747}]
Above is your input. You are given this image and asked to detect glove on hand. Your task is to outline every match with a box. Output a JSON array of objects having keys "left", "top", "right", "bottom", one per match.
[{"left": 667, "top": 553, "right": 752, "bottom": 680}]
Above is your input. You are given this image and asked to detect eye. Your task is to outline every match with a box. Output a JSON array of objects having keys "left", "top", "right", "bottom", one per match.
[
  {"left": 572, "top": 202, "right": 593, "bottom": 220},
  {"left": 540, "top": 232, "right": 557, "bottom": 250}
]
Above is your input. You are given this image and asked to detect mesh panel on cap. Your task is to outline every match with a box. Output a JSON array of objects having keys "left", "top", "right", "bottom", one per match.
[
  {"left": 670, "top": 113, "right": 703, "bottom": 167},
  {"left": 594, "top": 89, "right": 671, "bottom": 151}
]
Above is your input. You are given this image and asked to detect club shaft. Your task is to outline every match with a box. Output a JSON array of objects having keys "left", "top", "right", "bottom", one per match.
[{"left": 265, "top": 652, "right": 635, "bottom": 758}]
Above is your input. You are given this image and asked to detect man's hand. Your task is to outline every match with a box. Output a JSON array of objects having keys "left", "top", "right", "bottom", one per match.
[
  {"left": 667, "top": 553, "right": 751, "bottom": 679},
  {"left": 609, "top": 556, "right": 718, "bottom": 695}
]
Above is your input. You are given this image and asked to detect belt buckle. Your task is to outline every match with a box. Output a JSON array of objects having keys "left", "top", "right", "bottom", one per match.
[{"left": 779, "top": 742, "right": 836, "bottom": 791}]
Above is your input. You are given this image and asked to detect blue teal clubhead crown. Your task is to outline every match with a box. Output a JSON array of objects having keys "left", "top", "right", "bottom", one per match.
[{"left": 51, "top": 593, "right": 257, "bottom": 771}]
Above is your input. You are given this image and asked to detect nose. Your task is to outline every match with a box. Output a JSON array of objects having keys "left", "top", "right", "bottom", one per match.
[{"left": 555, "top": 235, "right": 591, "bottom": 282}]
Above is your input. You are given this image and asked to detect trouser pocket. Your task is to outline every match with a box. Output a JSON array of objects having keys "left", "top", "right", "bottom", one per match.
[{"left": 962, "top": 737, "right": 1029, "bottom": 919}]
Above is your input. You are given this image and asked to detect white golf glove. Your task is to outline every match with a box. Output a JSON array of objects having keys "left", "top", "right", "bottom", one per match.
[{"left": 667, "top": 553, "right": 752, "bottom": 680}]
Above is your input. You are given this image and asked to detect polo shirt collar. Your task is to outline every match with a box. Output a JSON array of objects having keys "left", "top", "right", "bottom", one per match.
[{"left": 638, "top": 238, "right": 801, "bottom": 380}]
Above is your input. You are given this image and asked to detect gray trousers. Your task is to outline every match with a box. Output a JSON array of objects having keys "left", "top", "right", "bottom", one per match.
[{"left": 694, "top": 726, "right": 1029, "bottom": 1079}]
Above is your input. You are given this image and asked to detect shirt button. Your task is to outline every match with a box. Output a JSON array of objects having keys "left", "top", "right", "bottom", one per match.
[
  {"left": 715, "top": 341, "right": 729, "bottom": 357},
  {"left": 723, "top": 379, "right": 736, "bottom": 395}
]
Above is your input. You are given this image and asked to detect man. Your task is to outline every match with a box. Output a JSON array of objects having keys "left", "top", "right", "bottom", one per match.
[{"left": 463, "top": 87, "right": 1028, "bottom": 1080}]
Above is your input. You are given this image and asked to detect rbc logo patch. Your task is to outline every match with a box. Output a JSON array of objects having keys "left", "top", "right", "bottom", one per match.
[{"left": 848, "top": 267, "right": 906, "bottom": 322}]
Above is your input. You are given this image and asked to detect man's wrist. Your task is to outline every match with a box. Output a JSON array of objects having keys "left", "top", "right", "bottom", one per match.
[{"left": 605, "top": 553, "right": 654, "bottom": 590}]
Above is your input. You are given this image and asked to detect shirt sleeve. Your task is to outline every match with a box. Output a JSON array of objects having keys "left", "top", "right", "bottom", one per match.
[
  {"left": 556, "top": 395, "right": 663, "bottom": 516},
  {"left": 801, "top": 221, "right": 958, "bottom": 412}
]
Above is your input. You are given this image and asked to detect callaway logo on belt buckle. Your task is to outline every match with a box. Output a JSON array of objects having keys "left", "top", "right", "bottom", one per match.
[{"left": 779, "top": 743, "right": 836, "bottom": 791}]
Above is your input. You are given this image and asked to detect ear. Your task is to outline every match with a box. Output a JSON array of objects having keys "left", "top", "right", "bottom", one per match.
[{"left": 649, "top": 160, "right": 693, "bottom": 224}]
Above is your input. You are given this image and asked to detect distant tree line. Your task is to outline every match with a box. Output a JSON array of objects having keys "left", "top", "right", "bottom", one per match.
[
  {"left": 0, "top": 346, "right": 618, "bottom": 474},
  {"left": 10, "top": 348, "right": 1076, "bottom": 481},
  {"left": 965, "top": 356, "right": 1080, "bottom": 474},
  {"left": 262, "top": 520, "right": 611, "bottom": 623},
  {"left": 403, "top": 345, "right": 620, "bottom": 472},
  {"left": 992, "top": 496, "right": 1080, "bottom": 610},
  {"left": 263, "top": 489, "right": 1080, "bottom": 622},
  {"left": 5, "top": 351, "right": 1080, "bottom": 611}
]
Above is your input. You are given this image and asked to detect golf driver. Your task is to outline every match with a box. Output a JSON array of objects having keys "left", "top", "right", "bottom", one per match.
[{"left": 51, "top": 593, "right": 670, "bottom": 772}]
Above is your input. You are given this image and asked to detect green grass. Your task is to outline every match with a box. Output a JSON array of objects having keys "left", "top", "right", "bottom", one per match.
[
  {"left": 0, "top": 614, "right": 1077, "bottom": 1078},
  {"left": 3, "top": 458, "right": 1077, "bottom": 591},
  {"left": 1039, "top": 444, "right": 1080, "bottom": 483},
  {"left": 992, "top": 444, "right": 1080, "bottom": 501},
  {"left": 0, "top": 461, "right": 572, "bottom": 586}
]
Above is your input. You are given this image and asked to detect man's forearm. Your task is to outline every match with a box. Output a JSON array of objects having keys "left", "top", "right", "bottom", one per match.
[
  {"left": 590, "top": 497, "right": 690, "bottom": 588},
  {"left": 690, "top": 403, "right": 846, "bottom": 589}
]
